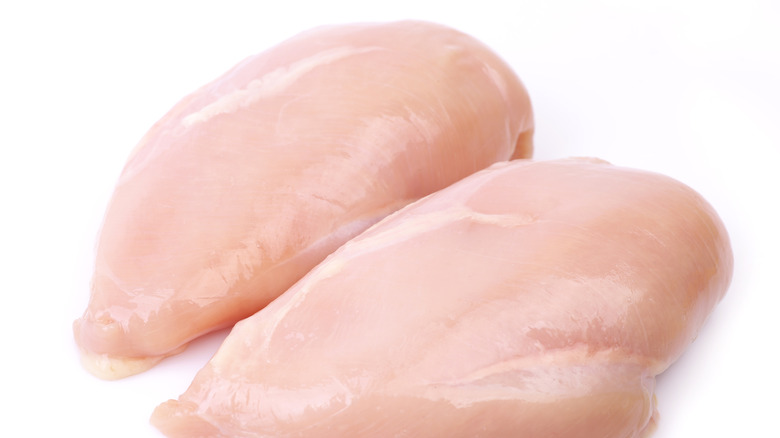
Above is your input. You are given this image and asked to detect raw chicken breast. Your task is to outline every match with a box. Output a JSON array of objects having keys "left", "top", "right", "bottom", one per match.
[
  {"left": 73, "top": 21, "right": 533, "bottom": 379},
  {"left": 152, "top": 158, "right": 732, "bottom": 438}
]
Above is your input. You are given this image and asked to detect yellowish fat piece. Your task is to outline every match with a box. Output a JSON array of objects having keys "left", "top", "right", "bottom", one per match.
[{"left": 79, "top": 345, "right": 186, "bottom": 380}]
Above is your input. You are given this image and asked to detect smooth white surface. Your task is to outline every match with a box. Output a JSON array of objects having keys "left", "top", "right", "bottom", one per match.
[{"left": 1, "top": 0, "right": 777, "bottom": 436}]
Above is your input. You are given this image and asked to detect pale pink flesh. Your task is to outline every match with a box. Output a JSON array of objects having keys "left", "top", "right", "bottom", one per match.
[
  {"left": 152, "top": 158, "right": 732, "bottom": 438},
  {"left": 73, "top": 21, "right": 533, "bottom": 378}
]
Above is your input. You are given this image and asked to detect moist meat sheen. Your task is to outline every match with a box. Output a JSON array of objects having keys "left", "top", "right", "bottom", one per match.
[
  {"left": 73, "top": 21, "right": 534, "bottom": 379},
  {"left": 152, "top": 158, "right": 732, "bottom": 438}
]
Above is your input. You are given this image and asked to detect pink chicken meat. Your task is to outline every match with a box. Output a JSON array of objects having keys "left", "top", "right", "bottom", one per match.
[
  {"left": 152, "top": 158, "right": 732, "bottom": 438},
  {"left": 73, "top": 21, "right": 534, "bottom": 379}
]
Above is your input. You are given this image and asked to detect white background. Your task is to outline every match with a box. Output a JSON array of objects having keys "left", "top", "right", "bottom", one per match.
[{"left": 2, "top": 0, "right": 778, "bottom": 436}]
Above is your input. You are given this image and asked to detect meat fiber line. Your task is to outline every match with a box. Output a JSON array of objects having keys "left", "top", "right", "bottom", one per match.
[{"left": 73, "top": 21, "right": 733, "bottom": 437}]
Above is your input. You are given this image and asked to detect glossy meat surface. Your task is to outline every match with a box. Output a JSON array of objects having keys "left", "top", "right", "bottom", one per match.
[
  {"left": 73, "top": 21, "right": 533, "bottom": 378},
  {"left": 152, "top": 158, "right": 732, "bottom": 438}
]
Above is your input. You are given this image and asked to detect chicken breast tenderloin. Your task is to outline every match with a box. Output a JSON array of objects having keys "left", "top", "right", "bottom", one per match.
[
  {"left": 73, "top": 21, "right": 534, "bottom": 379},
  {"left": 152, "top": 158, "right": 732, "bottom": 438}
]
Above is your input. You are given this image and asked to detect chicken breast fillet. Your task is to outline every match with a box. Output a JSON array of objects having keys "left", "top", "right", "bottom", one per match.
[
  {"left": 73, "top": 21, "right": 534, "bottom": 379},
  {"left": 152, "top": 158, "right": 732, "bottom": 438}
]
